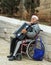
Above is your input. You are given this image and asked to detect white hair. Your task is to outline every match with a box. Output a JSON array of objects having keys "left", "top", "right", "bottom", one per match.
[{"left": 31, "top": 15, "right": 39, "bottom": 20}]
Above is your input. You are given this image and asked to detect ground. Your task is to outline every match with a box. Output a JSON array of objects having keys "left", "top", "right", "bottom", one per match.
[{"left": 0, "top": 38, "right": 51, "bottom": 65}]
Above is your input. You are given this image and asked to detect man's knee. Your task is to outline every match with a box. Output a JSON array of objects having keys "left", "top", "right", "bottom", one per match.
[{"left": 17, "top": 41, "right": 22, "bottom": 45}]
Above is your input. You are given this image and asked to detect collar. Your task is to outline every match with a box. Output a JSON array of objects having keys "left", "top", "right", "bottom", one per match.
[{"left": 31, "top": 23, "right": 37, "bottom": 25}]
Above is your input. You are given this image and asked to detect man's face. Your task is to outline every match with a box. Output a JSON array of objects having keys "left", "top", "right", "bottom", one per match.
[{"left": 31, "top": 18, "right": 37, "bottom": 24}]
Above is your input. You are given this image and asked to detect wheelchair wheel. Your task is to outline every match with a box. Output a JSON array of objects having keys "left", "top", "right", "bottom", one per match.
[
  {"left": 16, "top": 53, "right": 22, "bottom": 60},
  {"left": 26, "top": 40, "right": 36, "bottom": 59},
  {"left": 26, "top": 39, "right": 45, "bottom": 60}
]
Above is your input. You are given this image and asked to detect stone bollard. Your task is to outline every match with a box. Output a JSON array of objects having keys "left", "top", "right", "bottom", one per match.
[{"left": 4, "top": 28, "right": 8, "bottom": 39}]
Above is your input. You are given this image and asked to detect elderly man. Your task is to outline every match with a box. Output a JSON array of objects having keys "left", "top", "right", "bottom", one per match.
[{"left": 8, "top": 15, "right": 39, "bottom": 61}]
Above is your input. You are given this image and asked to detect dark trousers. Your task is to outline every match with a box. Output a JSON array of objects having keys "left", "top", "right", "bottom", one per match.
[
  {"left": 10, "top": 37, "right": 21, "bottom": 55},
  {"left": 10, "top": 37, "right": 17, "bottom": 54}
]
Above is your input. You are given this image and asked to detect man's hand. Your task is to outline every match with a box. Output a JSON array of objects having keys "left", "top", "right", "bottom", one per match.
[{"left": 21, "top": 29, "right": 27, "bottom": 34}]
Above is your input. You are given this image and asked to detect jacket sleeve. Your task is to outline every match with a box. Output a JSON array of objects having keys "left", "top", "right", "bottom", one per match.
[{"left": 26, "top": 26, "right": 36, "bottom": 38}]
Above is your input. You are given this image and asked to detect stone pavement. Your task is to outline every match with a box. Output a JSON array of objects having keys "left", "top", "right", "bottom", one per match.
[{"left": 0, "top": 38, "right": 51, "bottom": 65}]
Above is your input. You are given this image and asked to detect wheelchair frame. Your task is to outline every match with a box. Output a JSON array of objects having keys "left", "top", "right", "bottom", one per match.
[{"left": 20, "top": 31, "right": 45, "bottom": 60}]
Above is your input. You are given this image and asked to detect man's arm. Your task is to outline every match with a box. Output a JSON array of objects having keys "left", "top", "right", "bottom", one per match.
[{"left": 26, "top": 27, "right": 36, "bottom": 38}]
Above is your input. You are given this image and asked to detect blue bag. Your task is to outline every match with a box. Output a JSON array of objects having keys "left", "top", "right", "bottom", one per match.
[{"left": 33, "top": 37, "right": 45, "bottom": 61}]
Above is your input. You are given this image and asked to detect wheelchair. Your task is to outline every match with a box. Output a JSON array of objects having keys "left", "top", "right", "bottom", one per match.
[{"left": 19, "top": 31, "right": 45, "bottom": 60}]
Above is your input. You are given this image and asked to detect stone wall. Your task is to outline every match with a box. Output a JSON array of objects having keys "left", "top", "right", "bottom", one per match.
[
  {"left": 0, "top": 20, "right": 20, "bottom": 41},
  {"left": 39, "top": 31, "right": 51, "bottom": 61}
]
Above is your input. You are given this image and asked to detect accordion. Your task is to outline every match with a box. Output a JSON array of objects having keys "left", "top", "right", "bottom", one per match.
[{"left": 14, "top": 23, "right": 32, "bottom": 40}]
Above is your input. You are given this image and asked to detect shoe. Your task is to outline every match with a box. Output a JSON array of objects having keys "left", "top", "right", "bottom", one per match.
[
  {"left": 7, "top": 54, "right": 13, "bottom": 58},
  {"left": 9, "top": 56, "right": 16, "bottom": 61}
]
